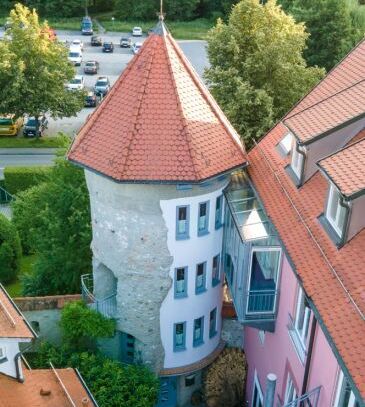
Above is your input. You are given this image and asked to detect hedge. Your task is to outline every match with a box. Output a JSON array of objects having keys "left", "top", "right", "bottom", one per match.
[
  {"left": 4, "top": 166, "right": 52, "bottom": 195},
  {"left": 0, "top": 213, "right": 22, "bottom": 284}
]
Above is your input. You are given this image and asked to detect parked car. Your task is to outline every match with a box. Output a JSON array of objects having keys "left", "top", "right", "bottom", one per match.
[
  {"left": 68, "top": 47, "right": 83, "bottom": 65},
  {"left": 23, "top": 116, "right": 48, "bottom": 137},
  {"left": 120, "top": 37, "right": 131, "bottom": 48},
  {"left": 94, "top": 76, "right": 111, "bottom": 96},
  {"left": 132, "top": 26, "right": 143, "bottom": 37},
  {"left": 84, "top": 60, "right": 99, "bottom": 75},
  {"left": 132, "top": 42, "right": 142, "bottom": 55},
  {"left": 91, "top": 35, "right": 102, "bottom": 46},
  {"left": 102, "top": 42, "right": 114, "bottom": 53},
  {"left": 66, "top": 75, "right": 85, "bottom": 91},
  {"left": 0, "top": 115, "right": 24, "bottom": 136},
  {"left": 81, "top": 16, "right": 93, "bottom": 35},
  {"left": 71, "top": 39, "right": 84, "bottom": 50},
  {"left": 84, "top": 91, "right": 101, "bottom": 107}
]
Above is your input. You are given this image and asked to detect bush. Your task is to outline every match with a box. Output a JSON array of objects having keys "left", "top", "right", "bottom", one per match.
[
  {"left": 4, "top": 166, "right": 51, "bottom": 195},
  {"left": 0, "top": 214, "right": 22, "bottom": 284},
  {"left": 60, "top": 301, "right": 116, "bottom": 351}
]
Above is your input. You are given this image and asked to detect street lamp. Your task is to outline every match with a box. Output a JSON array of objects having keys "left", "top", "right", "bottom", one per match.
[{"left": 111, "top": 17, "right": 115, "bottom": 30}]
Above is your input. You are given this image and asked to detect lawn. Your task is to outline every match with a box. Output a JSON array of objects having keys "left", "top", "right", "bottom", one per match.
[
  {"left": 5, "top": 254, "right": 37, "bottom": 297},
  {"left": 0, "top": 135, "right": 67, "bottom": 148}
]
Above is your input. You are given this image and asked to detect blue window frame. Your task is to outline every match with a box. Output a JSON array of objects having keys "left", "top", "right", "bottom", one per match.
[
  {"left": 173, "top": 322, "right": 186, "bottom": 351},
  {"left": 215, "top": 195, "right": 223, "bottom": 229},
  {"left": 195, "top": 262, "right": 206, "bottom": 294},
  {"left": 209, "top": 308, "right": 217, "bottom": 338},
  {"left": 174, "top": 267, "right": 188, "bottom": 298},
  {"left": 197, "top": 201, "right": 209, "bottom": 236},
  {"left": 193, "top": 316, "right": 204, "bottom": 347},
  {"left": 212, "top": 254, "right": 220, "bottom": 286},
  {"left": 176, "top": 205, "right": 190, "bottom": 240}
]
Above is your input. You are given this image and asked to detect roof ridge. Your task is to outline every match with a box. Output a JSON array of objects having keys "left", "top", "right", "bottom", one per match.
[
  {"left": 254, "top": 139, "right": 364, "bottom": 321},
  {"left": 284, "top": 38, "right": 365, "bottom": 120},
  {"left": 285, "top": 78, "right": 365, "bottom": 123}
]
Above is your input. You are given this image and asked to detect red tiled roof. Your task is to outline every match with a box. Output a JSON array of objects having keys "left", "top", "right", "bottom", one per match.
[
  {"left": 284, "top": 80, "right": 365, "bottom": 143},
  {"left": 318, "top": 138, "right": 365, "bottom": 198},
  {"left": 0, "top": 284, "right": 34, "bottom": 339},
  {"left": 0, "top": 367, "right": 96, "bottom": 407},
  {"left": 249, "top": 123, "right": 365, "bottom": 399},
  {"left": 68, "top": 24, "right": 246, "bottom": 183}
]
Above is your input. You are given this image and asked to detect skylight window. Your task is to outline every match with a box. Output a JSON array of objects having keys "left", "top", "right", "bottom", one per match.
[{"left": 279, "top": 132, "right": 293, "bottom": 155}]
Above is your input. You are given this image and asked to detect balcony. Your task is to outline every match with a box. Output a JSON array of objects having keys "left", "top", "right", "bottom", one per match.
[
  {"left": 81, "top": 274, "right": 117, "bottom": 319},
  {"left": 279, "top": 386, "right": 321, "bottom": 407},
  {"left": 246, "top": 289, "right": 278, "bottom": 319}
]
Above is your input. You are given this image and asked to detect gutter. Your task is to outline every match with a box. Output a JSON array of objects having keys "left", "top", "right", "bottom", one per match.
[
  {"left": 14, "top": 352, "right": 24, "bottom": 383},
  {"left": 301, "top": 315, "right": 317, "bottom": 395}
]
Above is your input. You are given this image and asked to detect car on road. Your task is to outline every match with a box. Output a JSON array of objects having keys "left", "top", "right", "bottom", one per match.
[
  {"left": 132, "top": 42, "right": 142, "bottom": 55},
  {"left": 84, "top": 60, "right": 100, "bottom": 75},
  {"left": 23, "top": 116, "right": 48, "bottom": 137},
  {"left": 0, "top": 115, "right": 24, "bottom": 136},
  {"left": 81, "top": 16, "right": 93, "bottom": 35},
  {"left": 84, "top": 91, "right": 101, "bottom": 108},
  {"left": 94, "top": 76, "right": 111, "bottom": 96},
  {"left": 91, "top": 35, "right": 102, "bottom": 46},
  {"left": 68, "top": 47, "right": 83, "bottom": 65},
  {"left": 71, "top": 39, "right": 84, "bottom": 50},
  {"left": 132, "top": 26, "right": 143, "bottom": 37},
  {"left": 66, "top": 75, "right": 85, "bottom": 91},
  {"left": 102, "top": 42, "right": 114, "bottom": 53},
  {"left": 120, "top": 37, "right": 131, "bottom": 48}
]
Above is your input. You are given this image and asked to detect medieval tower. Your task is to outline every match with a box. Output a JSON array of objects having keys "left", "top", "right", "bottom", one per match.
[{"left": 68, "top": 19, "right": 246, "bottom": 406}]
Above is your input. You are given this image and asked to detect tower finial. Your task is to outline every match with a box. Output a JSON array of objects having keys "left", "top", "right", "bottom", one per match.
[{"left": 159, "top": 0, "right": 164, "bottom": 20}]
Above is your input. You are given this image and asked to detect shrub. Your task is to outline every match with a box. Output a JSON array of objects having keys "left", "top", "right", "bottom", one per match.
[
  {"left": 0, "top": 214, "right": 22, "bottom": 284},
  {"left": 4, "top": 166, "right": 51, "bottom": 195}
]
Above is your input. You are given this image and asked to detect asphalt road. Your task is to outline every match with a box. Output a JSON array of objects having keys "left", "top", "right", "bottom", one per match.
[{"left": 0, "top": 29, "right": 209, "bottom": 166}]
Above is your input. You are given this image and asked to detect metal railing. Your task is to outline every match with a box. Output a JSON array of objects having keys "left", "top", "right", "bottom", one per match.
[
  {"left": 81, "top": 274, "right": 117, "bottom": 319},
  {"left": 280, "top": 386, "right": 321, "bottom": 407},
  {"left": 0, "top": 186, "right": 13, "bottom": 204},
  {"left": 246, "top": 289, "right": 278, "bottom": 314}
]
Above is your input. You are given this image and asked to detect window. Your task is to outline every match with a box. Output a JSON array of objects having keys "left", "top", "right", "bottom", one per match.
[
  {"left": 334, "top": 370, "right": 360, "bottom": 407},
  {"left": 215, "top": 195, "right": 223, "bottom": 229},
  {"left": 176, "top": 206, "right": 189, "bottom": 240},
  {"left": 225, "top": 254, "right": 234, "bottom": 286},
  {"left": 195, "top": 262, "right": 207, "bottom": 294},
  {"left": 175, "top": 267, "right": 188, "bottom": 298},
  {"left": 212, "top": 254, "right": 220, "bottom": 286},
  {"left": 291, "top": 144, "right": 304, "bottom": 179},
  {"left": 247, "top": 248, "right": 281, "bottom": 314},
  {"left": 193, "top": 316, "right": 204, "bottom": 346},
  {"left": 185, "top": 374, "right": 196, "bottom": 387},
  {"left": 325, "top": 183, "right": 346, "bottom": 237},
  {"left": 209, "top": 308, "right": 217, "bottom": 338},
  {"left": 198, "top": 201, "right": 209, "bottom": 236},
  {"left": 289, "top": 286, "right": 311, "bottom": 362},
  {"left": 174, "top": 322, "right": 186, "bottom": 351},
  {"left": 120, "top": 332, "right": 135, "bottom": 364},
  {"left": 279, "top": 132, "right": 294, "bottom": 155},
  {"left": 0, "top": 347, "right": 6, "bottom": 363},
  {"left": 252, "top": 371, "right": 264, "bottom": 407},
  {"left": 284, "top": 373, "right": 297, "bottom": 404},
  {"left": 258, "top": 330, "right": 265, "bottom": 345}
]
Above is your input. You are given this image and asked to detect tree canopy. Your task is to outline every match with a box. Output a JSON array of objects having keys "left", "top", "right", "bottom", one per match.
[
  {"left": 205, "top": 0, "right": 324, "bottom": 147},
  {"left": 0, "top": 4, "right": 84, "bottom": 134}
]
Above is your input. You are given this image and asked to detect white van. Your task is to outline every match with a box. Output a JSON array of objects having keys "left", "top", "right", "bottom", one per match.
[{"left": 68, "top": 45, "right": 83, "bottom": 66}]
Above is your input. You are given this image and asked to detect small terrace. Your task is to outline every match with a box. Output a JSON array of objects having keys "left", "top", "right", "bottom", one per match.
[{"left": 81, "top": 274, "right": 117, "bottom": 319}]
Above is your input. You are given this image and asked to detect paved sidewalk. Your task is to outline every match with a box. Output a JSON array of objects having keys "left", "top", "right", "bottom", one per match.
[{"left": 0, "top": 148, "right": 58, "bottom": 155}]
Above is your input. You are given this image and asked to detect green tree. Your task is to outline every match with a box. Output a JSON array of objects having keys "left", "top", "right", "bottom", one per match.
[
  {"left": 13, "top": 153, "right": 92, "bottom": 296},
  {"left": 285, "top": 0, "right": 361, "bottom": 71},
  {"left": 205, "top": 0, "right": 324, "bottom": 147},
  {"left": 0, "top": 214, "right": 22, "bottom": 285},
  {"left": 60, "top": 301, "right": 115, "bottom": 351},
  {"left": 0, "top": 4, "right": 84, "bottom": 137}
]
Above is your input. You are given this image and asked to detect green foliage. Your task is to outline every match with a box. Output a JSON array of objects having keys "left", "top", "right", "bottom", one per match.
[
  {"left": 27, "top": 342, "right": 159, "bottom": 407},
  {"left": 0, "top": 214, "right": 22, "bottom": 284},
  {"left": 284, "top": 0, "right": 362, "bottom": 71},
  {"left": 205, "top": 0, "right": 324, "bottom": 148},
  {"left": 0, "top": 133, "right": 69, "bottom": 148},
  {"left": 3, "top": 166, "right": 51, "bottom": 195},
  {"left": 0, "top": 4, "right": 84, "bottom": 137},
  {"left": 60, "top": 301, "right": 115, "bottom": 351},
  {"left": 12, "top": 154, "right": 92, "bottom": 295}
]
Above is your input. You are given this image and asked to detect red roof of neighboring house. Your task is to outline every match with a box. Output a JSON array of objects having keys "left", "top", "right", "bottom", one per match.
[
  {"left": 318, "top": 138, "right": 365, "bottom": 198},
  {"left": 0, "top": 284, "right": 34, "bottom": 339},
  {"left": 0, "top": 367, "right": 96, "bottom": 407},
  {"left": 68, "top": 22, "right": 246, "bottom": 183}
]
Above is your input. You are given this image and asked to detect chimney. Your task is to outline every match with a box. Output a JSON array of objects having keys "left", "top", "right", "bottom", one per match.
[{"left": 40, "top": 388, "right": 51, "bottom": 396}]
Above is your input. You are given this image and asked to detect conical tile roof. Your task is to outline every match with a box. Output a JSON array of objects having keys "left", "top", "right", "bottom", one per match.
[{"left": 68, "top": 21, "right": 246, "bottom": 183}]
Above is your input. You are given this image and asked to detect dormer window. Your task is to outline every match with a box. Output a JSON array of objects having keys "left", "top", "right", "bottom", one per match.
[
  {"left": 325, "top": 183, "right": 346, "bottom": 237},
  {"left": 291, "top": 143, "right": 304, "bottom": 179},
  {"left": 279, "top": 132, "right": 293, "bottom": 155}
]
